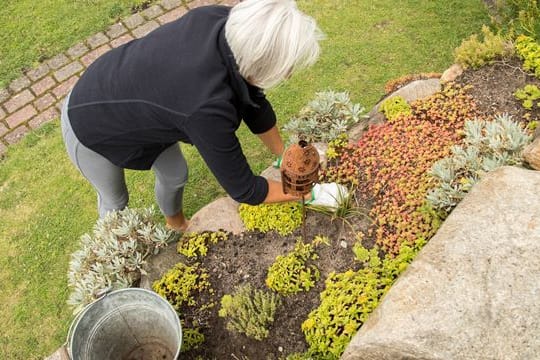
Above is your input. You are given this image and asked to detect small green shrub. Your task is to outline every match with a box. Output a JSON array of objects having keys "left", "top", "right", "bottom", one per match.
[
  {"left": 516, "top": 35, "right": 540, "bottom": 78},
  {"left": 266, "top": 239, "right": 320, "bottom": 296},
  {"left": 177, "top": 230, "right": 228, "bottom": 258},
  {"left": 283, "top": 91, "right": 365, "bottom": 143},
  {"left": 67, "top": 207, "right": 173, "bottom": 314},
  {"left": 454, "top": 25, "right": 514, "bottom": 69},
  {"left": 301, "top": 241, "right": 423, "bottom": 359},
  {"left": 152, "top": 262, "right": 211, "bottom": 310},
  {"left": 181, "top": 327, "right": 205, "bottom": 353},
  {"left": 379, "top": 96, "right": 412, "bottom": 122},
  {"left": 239, "top": 202, "right": 303, "bottom": 236},
  {"left": 490, "top": 0, "right": 540, "bottom": 36},
  {"left": 515, "top": 84, "right": 540, "bottom": 109},
  {"left": 218, "top": 284, "right": 281, "bottom": 340},
  {"left": 427, "top": 113, "right": 531, "bottom": 216}
]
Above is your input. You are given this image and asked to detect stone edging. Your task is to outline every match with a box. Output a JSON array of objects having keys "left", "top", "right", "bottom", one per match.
[{"left": 0, "top": 0, "right": 238, "bottom": 157}]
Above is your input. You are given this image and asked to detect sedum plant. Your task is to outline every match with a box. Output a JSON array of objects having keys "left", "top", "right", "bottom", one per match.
[
  {"left": 427, "top": 114, "right": 531, "bottom": 216},
  {"left": 516, "top": 35, "right": 540, "bottom": 78},
  {"left": 266, "top": 239, "right": 320, "bottom": 296},
  {"left": 177, "top": 230, "right": 228, "bottom": 258},
  {"left": 219, "top": 284, "right": 281, "bottom": 340},
  {"left": 239, "top": 202, "right": 303, "bottom": 236},
  {"left": 514, "top": 84, "right": 540, "bottom": 110},
  {"left": 454, "top": 25, "right": 514, "bottom": 69},
  {"left": 379, "top": 95, "right": 412, "bottom": 122},
  {"left": 67, "top": 207, "right": 173, "bottom": 314},
  {"left": 283, "top": 91, "right": 365, "bottom": 143}
]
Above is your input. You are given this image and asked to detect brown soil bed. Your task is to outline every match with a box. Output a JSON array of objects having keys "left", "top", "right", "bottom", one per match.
[
  {"left": 171, "top": 208, "right": 369, "bottom": 360},
  {"left": 455, "top": 58, "right": 540, "bottom": 125}
]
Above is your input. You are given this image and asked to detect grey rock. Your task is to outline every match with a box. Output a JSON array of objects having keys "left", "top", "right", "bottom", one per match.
[
  {"left": 342, "top": 166, "right": 540, "bottom": 360},
  {"left": 140, "top": 242, "right": 181, "bottom": 290},
  {"left": 440, "top": 64, "right": 464, "bottom": 83},
  {"left": 186, "top": 196, "right": 245, "bottom": 235}
]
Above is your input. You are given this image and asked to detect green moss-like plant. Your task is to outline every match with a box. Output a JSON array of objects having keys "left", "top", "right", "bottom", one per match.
[
  {"left": 177, "top": 230, "right": 228, "bottom": 258},
  {"left": 218, "top": 284, "right": 281, "bottom": 340},
  {"left": 67, "top": 207, "right": 174, "bottom": 314},
  {"left": 181, "top": 327, "right": 205, "bottom": 353},
  {"left": 514, "top": 84, "right": 540, "bottom": 110},
  {"left": 152, "top": 262, "right": 210, "bottom": 310},
  {"left": 454, "top": 25, "right": 514, "bottom": 69},
  {"left": 266, "top": 239, "right": 320, "bottom": 296},
  {"left": 239, "top": 202, "right": 303, "bottom": 236},
  {"left": 516, "top": 35, "right": 540, "bottom": 78},
  {"left": 379, "top": 96, "right": 412, "bottom": 122},
  {"left": 427, "top": 113, "right": 531, "bottom": 216},
  {"left": 301, "top": 242, "right": 423, "bottom": 359}
]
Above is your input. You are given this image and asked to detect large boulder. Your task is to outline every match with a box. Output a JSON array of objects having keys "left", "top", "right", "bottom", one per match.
[{"left": 342, "top": 166, "right": 540, "bottom": 360}]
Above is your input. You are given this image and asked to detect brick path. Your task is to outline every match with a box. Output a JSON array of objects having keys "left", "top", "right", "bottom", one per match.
[{"left": 0, "top": 0, "right": 239, "bottom": 157}]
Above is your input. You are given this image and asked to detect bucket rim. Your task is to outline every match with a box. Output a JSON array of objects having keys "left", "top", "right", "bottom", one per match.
[{"left": 67, "top": 287, "right": 181, "bottom": 360}]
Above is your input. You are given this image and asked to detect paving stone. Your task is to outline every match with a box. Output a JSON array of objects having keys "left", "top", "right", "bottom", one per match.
[
  {"left": 187, "top": 0, "right": 217, "bottom": 9},
  {"left": 123, "top": 13, "right": 145, "bottom": 29},
  {"left": 142, "top": 4, "right": 164, "bottom": 19},
  {"left": 4, "top": 90, "right": 35, "bottom": 113},
  {"left": 66, "top": 42, "right": 90, "bottom": 59},
  {"left": 34, "top": 94, "right": 56, "bottom": 111},
  {"left": 157, "top": 6, "right": 188, "bottom": 24},
  {"left": 111, "top": 34, "right": 135, "bottom": 48},
  {"left": 106, "top": 23, "right": 128, "bottom": 39},
  {"left": 54, "top": 61, "right": 83, "bottom": 82},
  {"left": 26, "top": 63, "right": 50, "bottom": 81},
  {"left": 0, "top": 123, "right": 7, "bottom": 137},
  {"left": 31, "top": 76, "right": 56, "bottom": 96},
  {"left": 219, "top": 0, "right": 240, "bottom": 5},
  {"left": 81, "top": 45, "right": 111, "bottom": 67},
  {"left": 0, "top": 107, "right": 5, "bottom": 120},
  {"left": 29, "top": 107, "right": 59, "bottom": 129},
  {"left": 0, "top": 142, "right": 6, "bottom": 156},
  {"left": 44, "top": 346, "right": 69, "bottom": 360},
  {"left": 47, "top": 53, "right": 70, "bottom": 70},
  {"left": 6, "top": 105, "right": 37, "bottom": 129},
  {"left": 9, "top": 75, "right": 31, "bottom": 93},
  {"left": 160, "top": 0, "right": 182, "bottom": 10},
  {"left": 86, "top": 32, "right": 109, "bottom": 49},
  {"left": 132, "top": 20, "right": 160, "bottom": 38},
  {"left": 4, "top": 125, "right": 29, "bottom": 145},
  {"left": 0, "top": 88, "right": 10, "bottom": 103},
  {"left": 52, "top": 76, "right": 79, "bottom": 99}
]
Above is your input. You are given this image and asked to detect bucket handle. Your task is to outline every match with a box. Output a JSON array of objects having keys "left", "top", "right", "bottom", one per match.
[{"left": 65, "top": 286, "right": 113, "bottom": 359}]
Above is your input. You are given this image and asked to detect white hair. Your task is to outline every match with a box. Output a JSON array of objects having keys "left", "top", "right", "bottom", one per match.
[{"left": 225, "top": 0, "right": 324, "bottom": 89}]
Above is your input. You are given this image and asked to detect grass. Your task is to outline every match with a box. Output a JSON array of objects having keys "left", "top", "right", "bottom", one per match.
[
  {"left": 0, "top": 0, "right": 155, "bottom": 88},
  {"left": 0, "top": 0, "right": 489, "bottom": 358}
]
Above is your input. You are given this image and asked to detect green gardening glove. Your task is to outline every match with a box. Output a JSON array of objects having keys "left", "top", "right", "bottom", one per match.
[{"left": 272, "top": 155, "right": 283, "bottom": 169}]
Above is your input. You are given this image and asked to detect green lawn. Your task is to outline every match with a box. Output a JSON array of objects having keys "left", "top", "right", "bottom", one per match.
[{"left": 0, "top": 0, "right": 489, "bottom": 358}]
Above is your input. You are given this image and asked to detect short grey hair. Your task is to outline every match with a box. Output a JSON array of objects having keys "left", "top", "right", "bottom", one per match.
[{"left": 225, "top": 0, "right": 324, "bottom": 89}]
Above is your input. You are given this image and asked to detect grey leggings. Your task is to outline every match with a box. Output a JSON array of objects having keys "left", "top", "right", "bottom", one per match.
[{"left": 61, "top": 94, "right": 188, "bottom": 218}]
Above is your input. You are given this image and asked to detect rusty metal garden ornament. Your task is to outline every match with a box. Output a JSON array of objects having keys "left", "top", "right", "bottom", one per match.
[{"left": 280, "top": 140, "right": 320, "bottom": 196}]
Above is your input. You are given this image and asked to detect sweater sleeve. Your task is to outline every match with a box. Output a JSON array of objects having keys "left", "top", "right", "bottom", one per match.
[
  {"left": 241, "top": 88, "right": 277, "bottom": 134},
  {"left": 186, "top": 101, "right": 269, "bottom": 205}
]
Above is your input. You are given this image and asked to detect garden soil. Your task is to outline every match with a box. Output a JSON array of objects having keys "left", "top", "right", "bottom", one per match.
[{"left": 166, "top": 59, "right": 532, "bottom": 360}]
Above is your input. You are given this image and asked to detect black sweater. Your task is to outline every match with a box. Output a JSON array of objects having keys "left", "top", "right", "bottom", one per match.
[{"left": 68, "top": 5, "right": 276, "bottom": 205}]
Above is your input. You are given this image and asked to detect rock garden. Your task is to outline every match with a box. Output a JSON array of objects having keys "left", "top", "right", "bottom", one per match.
[{"left": 65, "top": 15, "right": 540, "bottom": 359}]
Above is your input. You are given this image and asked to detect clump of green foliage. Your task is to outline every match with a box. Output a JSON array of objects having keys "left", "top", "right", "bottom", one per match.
[
  {"left": 379, "top": 96, "right": 412, "bottom": 122},
  {"left": 489, "top": 0, "right": 540, "bottom": 36},
  {"left": 218, "top": 284, "right": 281, "bottom": 340},
  {"left": 283, "top": 91, "right": 365, "bottom": 143},
  {"left": 181, "top": 327, "right": 205, "bottom": 353},
  {"left": 266, "top": 239, "right": 320, "bottom": 296},
  {"left": 326, "top": 133, "right": 349, "bottom": 160},
  {"left": 454, "top": 25, "right": 514, "bottom": 69},
  {"left": 239, "top": 202, "right": 303, "bottom": 236},
  {"left": 152, "top": 262, "right": 211, "bottom": 310},
  {"left": 427, "top": 113, "right": 531, "bottom": 216},
  {"left": 301, "top": 241, "right": 424, "bottom": 359},
  {"left": 67, "top": 207, "right": 173, "bottom": 314},
  {"left": 177, "top": 230, "right": 228, "bottom": 258},
  {"left": 516, "top": 35, "right": 540, "bottom": 77},
  {"left": 515, "top": 84, "right": 540, "bottom": 110}
]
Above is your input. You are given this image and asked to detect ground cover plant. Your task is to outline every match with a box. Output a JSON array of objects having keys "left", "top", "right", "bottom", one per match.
[{"left": 0, "top": 1, "right": 490, "bottom": 358}]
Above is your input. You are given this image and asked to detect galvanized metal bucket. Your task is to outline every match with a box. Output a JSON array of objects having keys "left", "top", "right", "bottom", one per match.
[{"left": 67, "top": 288, "right": 182, "bottom": 360}]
